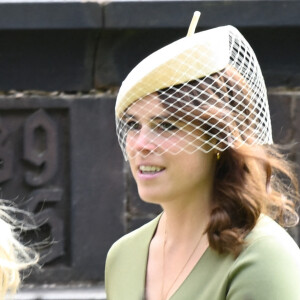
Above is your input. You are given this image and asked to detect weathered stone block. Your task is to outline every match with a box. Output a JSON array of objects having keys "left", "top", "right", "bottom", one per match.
[{"left": 0, "top": 95, "right": 124, "bottom": 284}]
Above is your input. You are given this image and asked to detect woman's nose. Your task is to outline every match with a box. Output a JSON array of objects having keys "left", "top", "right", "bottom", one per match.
[{"left": 130, "top": 127, "right": 157, "bottom": 155}]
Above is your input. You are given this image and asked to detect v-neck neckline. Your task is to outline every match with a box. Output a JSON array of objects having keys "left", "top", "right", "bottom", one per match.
[{"left": 141, "top": 214, "right": 211, "bottom": 300}]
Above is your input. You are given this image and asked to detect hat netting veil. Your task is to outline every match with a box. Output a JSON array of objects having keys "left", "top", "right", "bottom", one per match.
[{"left": 115, "top": 12, "right": 273, "bottom": 160}]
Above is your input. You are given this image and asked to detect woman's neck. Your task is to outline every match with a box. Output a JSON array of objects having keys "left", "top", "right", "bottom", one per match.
[{"left": 159, "top": 192, "right": 212, "bottom": 245}]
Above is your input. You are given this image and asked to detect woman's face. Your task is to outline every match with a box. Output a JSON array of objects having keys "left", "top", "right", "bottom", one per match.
[{"left": 124, "top": 93, "right": 216, "bottom": 205}]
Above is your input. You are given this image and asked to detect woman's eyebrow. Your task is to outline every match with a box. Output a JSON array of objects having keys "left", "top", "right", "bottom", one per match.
[
  {"left": 123, "top": 113, "right": 178, "bottom": 122},
  {"left": 122, "top": 113, "right": 136, "bottom": 120},
  {"left": 150, "top": 115, "right": 178, "bottom": 122}
]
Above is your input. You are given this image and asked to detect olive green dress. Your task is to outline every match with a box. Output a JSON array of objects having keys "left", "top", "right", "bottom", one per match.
[{"left": 105, "top": 215, "right": 300, "bottom": 300}]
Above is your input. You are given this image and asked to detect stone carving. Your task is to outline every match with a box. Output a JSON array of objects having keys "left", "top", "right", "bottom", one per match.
[
  {"left": 24, "top": 109, "right": 58, "bottom": 187},
  {"left": 0, "top": 108, "right": 65, "bottom": 264},
  {"left": 0, "top": 118, "right": 13, "bottom": 183}
]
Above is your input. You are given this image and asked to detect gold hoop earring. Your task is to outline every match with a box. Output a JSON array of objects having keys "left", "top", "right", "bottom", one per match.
[{"left": 216, "top": 152, "right": 221, "bottom": 160}]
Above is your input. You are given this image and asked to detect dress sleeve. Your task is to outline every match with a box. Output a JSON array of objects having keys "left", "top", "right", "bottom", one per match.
[
  {"left": 104, "top": 244, "right": 113, "bottom": 299},
  {"left": 226, "top": 236, "right": 300, "bottom": 300},
  {"left": 105, "top": 241, "right": 120, "bottom": 300}
]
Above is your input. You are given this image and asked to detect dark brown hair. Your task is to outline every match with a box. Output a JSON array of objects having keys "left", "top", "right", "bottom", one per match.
[
  {"left": 208, "top": 144, "right": 298, "bottom": 256},
  {"left": 158, "top": 67, "right": 299, "bottom": 256}
]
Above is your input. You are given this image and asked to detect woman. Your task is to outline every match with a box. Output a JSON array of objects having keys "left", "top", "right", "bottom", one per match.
[
  {"left": 105, "top": 12, "right": 300, "bottom": 300},
  {"left": 0, "top": 201, "right": 38, "bottom": 299}
]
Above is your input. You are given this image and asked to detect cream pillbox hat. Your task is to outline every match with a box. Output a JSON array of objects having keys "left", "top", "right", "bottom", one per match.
[
  {"left": 116, "top": 12, "right": 273, "bottom": 158},
  {"left": 116, "top": 24, "right": 229, "bottom": 117}
]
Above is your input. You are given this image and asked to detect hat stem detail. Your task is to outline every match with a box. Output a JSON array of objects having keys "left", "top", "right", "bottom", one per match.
[{"left": 187, "top": 11, "right": 201, "bottom": 37}]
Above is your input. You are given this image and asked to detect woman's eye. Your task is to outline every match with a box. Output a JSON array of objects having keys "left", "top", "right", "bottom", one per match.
[
  {"left": 157, "top": 122, "right": 178, "bottom": 131},
  {"left": 126, "top": 120, "right": 140, "bottom": 131}
]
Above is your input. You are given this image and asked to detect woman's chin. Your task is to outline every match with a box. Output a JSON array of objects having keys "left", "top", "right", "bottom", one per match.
[{"left": 138, "top": 192, "right": 164, "bottom": 205}]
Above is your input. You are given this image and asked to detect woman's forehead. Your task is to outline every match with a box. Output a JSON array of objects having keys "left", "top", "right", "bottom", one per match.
[{"left": 126, "top": 93, "right": 165, "bottom": 117}]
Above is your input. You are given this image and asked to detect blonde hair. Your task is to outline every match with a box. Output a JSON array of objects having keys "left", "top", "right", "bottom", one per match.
[{"left": 0, "top": 201, "right": 39, "bottom": 299}]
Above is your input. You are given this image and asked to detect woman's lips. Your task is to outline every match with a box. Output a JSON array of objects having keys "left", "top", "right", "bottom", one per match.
[{"left": 137, "top": 165, "right": 165, "bottom": 179}]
